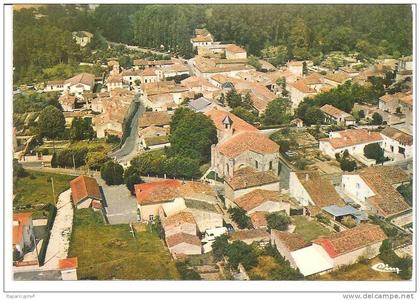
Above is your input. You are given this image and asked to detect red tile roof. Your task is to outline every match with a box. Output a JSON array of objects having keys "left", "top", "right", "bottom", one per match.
[
  {"left": 295, "top": 171, "right": 345, "bottom": 208},
  {"left": 313, "top": 224, "right": 386, "bottom": 258},
  {"left": 250, "top": 211, "right": 268, "bottom": 228},
  {"left": 225, "top": 44, "right": 246, "bottom": 54},
  {"left": 162, "top": 211, "right": 196, "bottom": 231},
  {"left": 226, "top": 167, "right": 278, "bottom": 191},
  {"left": 289, "top": 80, "right": 316, "bottom": 94},
  {"left": 271, "top": 229, "right": 308, "bottom": 251},
  {"left": 218, "top": 131, "right": 279, "bottom": 158},
  {"left": 381, "top": 127, "right": 413, "bottom": 146},
  {"left": 58, "top": 257, "right": 78, "bottom": 270},
  {"left": 166, "top": 232, "right": 201, "bottom": 248},
  {"left": 320, "top": 104, "right": 353, "bottom": 119},
  {"left": 205, "top": 108, "right": 258, "bottom": 134},
  {"left": 320, "top": 129, "right": 382, "bottom": 149},
  {"left": 65, "top": 73, "right": 95, "bottom": 87},
  {"left": 235, "top": 189, "right": 284, "bottom": 212},
  {"left": 13, "top": 212, "right": 32, "bottom": 245},
  {"left": 69, "top": 176, "right": 102, "bottom": 205}
]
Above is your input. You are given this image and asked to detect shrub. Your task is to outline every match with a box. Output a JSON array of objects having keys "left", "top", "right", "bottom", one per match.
[
  {"left": 316, "top": 213, "right": 330, "bottom": 225},
  {"left": 175, "top": 262, "right": 201, "bottom": 280},
  {"left": 341, "top": 216, "right": 357, "bottom": 228},
  {"left": 364, "top": 143, "right": 385, "bottom": 163},
  {"left": 228, "top": 207, "right": 253, "bottom": 229},
  {"left": 266, "top": 212, "right": 291, "bottom": 231},
  {"left": 100, "top": 160, "right": 124, "bottom": 185}
]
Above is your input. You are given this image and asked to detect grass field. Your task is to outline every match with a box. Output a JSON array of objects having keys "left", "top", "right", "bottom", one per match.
[
  {"left": 292, "top": 216, "right": 332, "bottom": 242},
  {"left": 13, "top": 170, "right": 75, "bottom": 211},
  {"left": 315, "top": 257, "right": 400, "bottom": 281},
  {"left": 68, "top": 209, "right": 180, "bottom": 280}
]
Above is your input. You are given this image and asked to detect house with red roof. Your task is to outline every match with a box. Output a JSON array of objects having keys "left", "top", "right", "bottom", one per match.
[
  {"left": 319, "top": 128, "right": 383, "bottom": 159},
  {"left": 13, "top": 212, "right": 35, "bottom": 259},
  {"left": 69, "top": 175, "right": 103, "bottom": 210}
]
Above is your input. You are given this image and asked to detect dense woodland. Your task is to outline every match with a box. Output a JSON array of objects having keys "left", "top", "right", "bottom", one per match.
[{"left": 14, "top": 4, "right": 412, "bottom": 84}]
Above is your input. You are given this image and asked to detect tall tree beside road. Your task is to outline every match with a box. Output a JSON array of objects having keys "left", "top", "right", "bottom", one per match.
[{"left": 37, "top": 105, "right": 66, "bottom": 151}]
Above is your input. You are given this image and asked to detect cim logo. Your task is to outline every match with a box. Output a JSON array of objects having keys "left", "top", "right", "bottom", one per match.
[{"left": 371, "top": 263, "right": 400, "bottom": 274}]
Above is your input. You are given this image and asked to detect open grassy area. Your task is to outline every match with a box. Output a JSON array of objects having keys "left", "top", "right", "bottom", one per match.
[
  {"left": 68, "top": 209, "right": 180, "bottom": 280},
  {"left": 314, "top": 257, "right": 400, "bottom": 281},
  {"left": 292, "top": 216, "right": 332, "bottom": 242},
  {"left": 13, "top": 170, "right": 75, "bottom": 211}
]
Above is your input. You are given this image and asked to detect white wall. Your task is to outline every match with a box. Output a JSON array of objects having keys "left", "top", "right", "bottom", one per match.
[{"left": 289, "top": 172, "right": 313, "bottom": 207}]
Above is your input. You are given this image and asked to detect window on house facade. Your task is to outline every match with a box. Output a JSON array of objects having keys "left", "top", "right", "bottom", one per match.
[
  {"left": 149, "top": 215, "right": 154, "bottom": 222},
  {"left": 269, "top": 161, "right": 273, "bottom": 170},
  {"left": 255, "top": 160, "right": 259, "bottom": 169}
]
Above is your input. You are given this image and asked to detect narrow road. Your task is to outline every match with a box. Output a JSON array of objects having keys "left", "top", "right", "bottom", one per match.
[{"left": 111, "top": 97, "right": 145, "bottom": 164}]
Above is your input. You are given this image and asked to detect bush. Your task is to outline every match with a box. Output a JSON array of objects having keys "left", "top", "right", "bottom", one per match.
[
  {"left": 333, "top": 224, "right": 341, "bottom": 232},
  {"left": 266, "top": 212, "right": 291, "bottom": 231},
  {"left": 212, "top": 235, "right": 229, "bottom": 261},
  {"left": 340, "top": 158, "right": 357, "bottom": 172},
  {"left": 124, "top": 166, "right": 143, "bottom": 195},
  {"left": 228, "top": 207, "right": 253, "bottom": 229},
  {"left": 341, "top": 216, "right": 357, "bottom": 228},
  {"left": 175, "top": 262, "right": 201, "bottom": 280},
  {"left": 100, "top": 160, "right": 124, "bottom": 185},
  {"left": 316, "top": 213, "right": 330, "bottom": 225},
  {"left": 226, "top": 240, "right": 258, "bottom": 270},
  {"left": 371, "top": 112, "right": 383, "bottom": 125},
  {"left": 364, "top": 143, "right": 385, "bottom": 163}
]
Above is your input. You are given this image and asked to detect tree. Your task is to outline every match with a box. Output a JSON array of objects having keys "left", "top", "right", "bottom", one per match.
[
  {"left": 228, "top": 207, "right": 252, "bottom": 229},
  {"left": 37, "top": 105, "right": 66, "bottom": 149},
  {"left": 340, "top": 158, "right": 357, "bottom": 172},
  {"left": 372, "top": 112, "right": 383, "bottom": 125},
  {"left": 100, "top": 160, "right": 124, "bottom": 185},
  {"left": 397, "top": 182, "right": 412, "bottom": 206},
  {"left": 124, "top": 166, "right": 143, "bottom": 194},
  {"left": 176, "top": 262, "right": 201, "bottom": 280},
  {"left": 85, "top": 151, "right": 110, "bottom": 171},
  {"left": 302, "top": 106, "right": 324, "bottom": 125},
  {"left": 169, "top": 108, "right": 217, "bottom": 163},
  {"left": 302, "top": 61, "right": 308, "bottom": 75},
  {"left": 266, "top": 212, "right": 291, "bottom": 231},
  {"left": 263, "top": 98, "right": 292, "bottom": 126},
  {"left": 212, "top": 235, "right": 229, "bottom": 261},
  {"left": 226, "top": 240, "right": 258, "bottom": 270},
  {"left": 225, "top": 89, "right": 243, "bottom": 109},
  {"left": 231, "top": 107, "right": 257, "bottom": 124},
  {"left": 69, "top": 117, "right": 96, "bottom": 141},
  {"left": 364, "top": 143, "right": 385, "bottom": 163}
]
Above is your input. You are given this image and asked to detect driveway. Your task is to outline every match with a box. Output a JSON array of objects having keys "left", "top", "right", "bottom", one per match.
[{"left": 97, "top": 177, "right": 138, "bottom": 225}]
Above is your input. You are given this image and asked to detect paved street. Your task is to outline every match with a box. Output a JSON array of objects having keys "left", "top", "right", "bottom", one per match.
[
  {"left": 111, "top": 99, "right": 145, "bottom": 164},
  {"left": 97, "top": 177, "right": 138, "bottom": 224}
]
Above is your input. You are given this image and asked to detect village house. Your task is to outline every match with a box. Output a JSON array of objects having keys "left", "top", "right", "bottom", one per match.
[
  {"left": 134, "top": 180, "right": 222, "bottom": 230},
  {"left": 13, "top": 212, "right": 35, "bottom": 259},
  {"left": 140, "top": 81, "right": 188, "bottom": 111},
  {"left": 287, "top": 61, "right": 304, "bottom": 77},
  {"left": 69, "top": 175, "right": 103, "bottom": 210},
  {"left": 233, "top": 189, "right": 290, "bottom": 214},
  {"left": 323, "top": 72, "right": 351, "bottom": 87},
  {"left": 319, "top": 128, "right": 383, "bottom": 159},
  {"left": 139, "top": 126, "right": 170, "bottom": 150},
  {"left": 166, "top": 232, "right": 202, "bottom": 256},
  {"left": 400, "top": 93, "right": 413, "bottom": 128},
  {"left": 107, "top": 75, "right": 125, "bottom": 92},
  {"left": 192, "top": 56, "right": 255, "bottom": 79},
  {"left": 378, "top": 92, "right": 406, "bottom": 113},
  {"left": 341, "top": 167, "right": 411, "bottom": 218},
  {"left": 381, "top": 127, "right": 413, "bottom": 160},
  {"left": 289, "top": 171, "right": 345, "bottom": 212},
  {"left": 320, "top": 104, "right": 356, "bottom": 126},
  {"left": 300, "top": 73, "right": 324, "bottom": 92},
  {"left": 93, "top": 105, "right": 127, "bottom": 138},
  {"left": 138, "top": 111, "right": 172, "bottom": 129},
  {"left": 72, "top": 31, "right": 93, "bottom": 47},
  {"left": 161, "top": 210, "right": 198, "bottom": 238},
  {"left": 133, "top": 59, "right": 174, "bottom": 70},
  {"left": 288, "top": 80, "right": 317, "bottom": 110},
  {"left": 162, "top": 63, "right": 190, "bottom": 79},
  {"left": 313, "top": 224, "right": 386, "bottom": 267},
  {"left": 205, "top": 108, "right": 280, "bottom": 178},
  {"left": 229, "top": 229, "right": 270, "bottom": 245},
  {"left": 271, "top": 230, "right": 308, "bottom": 268},
  {"left": 58, "top": 257, "right": 78, "bottom": 281},
  {"left": 180, "top": 76, "right": 221, "bottom": 99},
  {"left": 64, "top": 73, "right": 95, "bottom": 96},
  {"left": 225, "top": 44, "right": 247, "bottom": 60},
  {"left": 187, "top": 96, "right": 222, "bottom": 113},
  {"left": 59, "top": 93, "right": 77, "bottom": 112},
  {"left": 224, "top": 167, "right": 280, "bottom": 204},
  {"left": 45, "top": 80, "right": 65, "bottom": 92},
  {"left": 191, "top": 28, "right": 214, "bottom": 48}
]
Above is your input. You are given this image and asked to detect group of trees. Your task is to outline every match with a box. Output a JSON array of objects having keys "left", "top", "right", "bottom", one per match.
[
  {"left": 335, "top": 150, "right": 357, "bottom": 172},
  {"left": 363, "top": 143, "right": 386, "bottom": 164},
  {"left": 211, "top": 235, "right": 303, "bottom": 280},
  {"left": 296, "top": 80, "right": 387, "bottom": 126},
  {"left": 69, "top": 117, "right": 96, "bottom": 141},
  {"left": 14, "top": 5, "right": 412, "bottom": 83}
]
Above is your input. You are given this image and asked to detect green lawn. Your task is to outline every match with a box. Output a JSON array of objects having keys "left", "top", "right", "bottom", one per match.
[
  {"left": 292, "top": 216, "right": 332, "bottom": 242},
  {"left": 68, "top": 209, "right": 180, "bottom": 280},
  {"left": 13, "top": 170, "right": 75, "bottom": 211}
]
